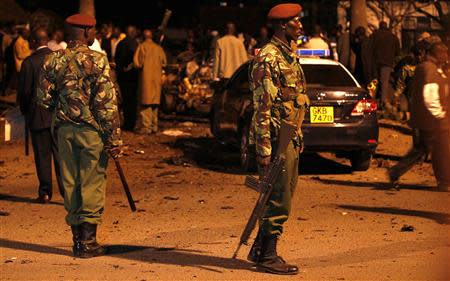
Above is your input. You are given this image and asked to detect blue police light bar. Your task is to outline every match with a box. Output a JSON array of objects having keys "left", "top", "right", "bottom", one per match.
[{"left": 297, "top": 49, "right": 330, "bottom": 57}]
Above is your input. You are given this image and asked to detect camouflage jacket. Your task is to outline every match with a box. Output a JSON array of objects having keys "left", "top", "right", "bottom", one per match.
[
  {"left": 38, "top": 42, "right": 122, "bottom": 147},
  {"left": 393, "top": 64, "right": 416, "bottom": 100},
  {"left": 249, "top": 36, "right": 309, "bottom": 157}
]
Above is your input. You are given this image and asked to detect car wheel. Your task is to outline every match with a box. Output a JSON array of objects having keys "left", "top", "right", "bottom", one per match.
[
  {"left": 350, "top": 150, "right": 373, "bottom": 171},
  {"left": 239, "top": 121, "right": 256, "bottom": 172},
  {"left": 161, "top": 91, "right": 176, "bottom": 114},
  {"left": 210, "top": 109, "right": 220, "bottom": 137}
]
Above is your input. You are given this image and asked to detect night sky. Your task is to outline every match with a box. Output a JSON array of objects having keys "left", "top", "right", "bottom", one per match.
[{"left": 15, "top": 0, "right": 338, "bottom": 35}]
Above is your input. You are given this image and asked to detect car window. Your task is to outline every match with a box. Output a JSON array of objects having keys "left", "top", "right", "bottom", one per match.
[
  {"left": 301, "top": 64, "right": 357, "bottom": 87},
  {"left": 230, "top": 63, "right": 250, "bottom": 94}
]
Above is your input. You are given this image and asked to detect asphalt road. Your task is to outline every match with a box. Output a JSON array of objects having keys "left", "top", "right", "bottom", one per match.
[{"left": 1, "top": 119, "right": 449, "bottom": 280}]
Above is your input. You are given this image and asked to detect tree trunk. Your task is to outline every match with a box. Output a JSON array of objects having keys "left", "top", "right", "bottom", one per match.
[
  {"left": 79, "top": 0, "right": 95, "bottom": 17},
  {"left": 351, "top": 0, "right": 368, "bottom": 33}
]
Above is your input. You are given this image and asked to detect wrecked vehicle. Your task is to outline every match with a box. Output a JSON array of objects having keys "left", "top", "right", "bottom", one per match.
[{"left": 161, "top": 52, "right": 213, "bottom": 115}]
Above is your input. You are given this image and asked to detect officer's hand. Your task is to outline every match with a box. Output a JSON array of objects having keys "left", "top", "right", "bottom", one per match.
[
  {"left": 257, "top": 155, "right": 271, "bottom": 167},
  {"left": 107, "top": 147, "right": 122, "bottom": 159}
]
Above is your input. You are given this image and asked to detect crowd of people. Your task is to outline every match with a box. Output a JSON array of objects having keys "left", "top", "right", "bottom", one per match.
[{"left": 0, "top": 1, "right": 448, "bottom": 276}]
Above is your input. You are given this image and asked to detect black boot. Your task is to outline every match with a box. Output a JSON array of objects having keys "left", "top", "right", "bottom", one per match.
[
  {"left": 256, "top": 235, "right": 299, "bottom": 275},
  {"left": 247, "top": 229, "right": 262, "bottom": 263},
  {"left": 71, "top": 225, "right": 82, "bottom": 257},
  {"left": 77, "top": 222, "right": 107, "bottom": 258}
]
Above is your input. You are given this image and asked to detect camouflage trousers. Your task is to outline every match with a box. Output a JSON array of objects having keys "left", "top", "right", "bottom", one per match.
[
  {"left": 259, "top": 141, "right": 299, "bottom": 237},
  {"left": 57, "top": 124, "right": 108, "bottom": 226},
  {"left": 135, "top": 105, "right": 158, "bottom": 134}
]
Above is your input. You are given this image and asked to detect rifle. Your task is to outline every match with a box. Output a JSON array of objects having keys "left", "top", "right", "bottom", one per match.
[
  {"left": 232, "top": 120, "right": 296, "bottom": 259},
  {"left": 157, "top": 9, "right": 172, "bottom": 44},
  {"left": 113, "top": 157, "right": 137, "bottom": 212}
]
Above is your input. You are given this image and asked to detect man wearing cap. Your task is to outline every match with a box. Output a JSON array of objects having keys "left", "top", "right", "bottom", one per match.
[
  {"left": 248, "top": 3, "right": 308, "bottom": 275},
  {"left": 37, "top": 14, "right": 122, "bottom": 258}
]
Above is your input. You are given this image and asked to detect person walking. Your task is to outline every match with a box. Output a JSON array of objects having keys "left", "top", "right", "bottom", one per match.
[
  {"left": 248, "top": 3, "right": 308, "bottom": 275},
  {"left": 133, "top": 29, "right": 166, "bottom": 134},
  {"left": 370, "top": 21, "right": 400, "bottom": 109},
  {"left": 115, "top": 25, "right": 138, "bottom": 131},
  {"left": 17, "top": 28, "right": 63, "bottom": 203},
  {"left": 37, "top": 14, "right": 122, "bottom": 258},
  {"left": 389, "top": 41, "right": 449, "bottom": 192}
]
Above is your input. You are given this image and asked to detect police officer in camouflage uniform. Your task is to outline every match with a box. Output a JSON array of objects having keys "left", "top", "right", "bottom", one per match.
[
  {"left": 248, "top": 3, "right": 308, "bottom": 275},
  {"left": 38, "top": 14, "right": 122, "bottom": 258}
]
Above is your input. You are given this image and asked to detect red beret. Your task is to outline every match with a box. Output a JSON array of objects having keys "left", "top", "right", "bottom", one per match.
[
  {"left": 65, "top": 14, "right": 96, "bottom": 28},
  {"left": 268, "top": 3, "right": 302, "bottom": 20}
]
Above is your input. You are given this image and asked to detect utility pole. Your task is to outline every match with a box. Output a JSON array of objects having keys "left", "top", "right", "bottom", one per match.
[{"left": 350, "top": 0, "right": 368, "bottom": 33}]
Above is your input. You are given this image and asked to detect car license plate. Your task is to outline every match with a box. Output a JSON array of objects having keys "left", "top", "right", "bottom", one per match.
[{"left": 310, "top": 106, "right": 334, "bottom": 123}]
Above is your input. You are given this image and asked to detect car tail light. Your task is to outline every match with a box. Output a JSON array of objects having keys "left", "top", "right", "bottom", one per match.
[{"left": 351, "top": 100, "right": 377, "bottom": 116}]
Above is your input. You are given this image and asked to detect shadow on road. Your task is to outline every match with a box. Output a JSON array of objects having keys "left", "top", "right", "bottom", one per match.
[
  {"left": 0, "top": 193, "right": 64, "bottom": 206},
  {"left": 170, "top": 137, "right": 353, "bottom": 175},
  {"left": 0, "top": 239, "right": 253, "bottom": 273},
  {"left": 299, "top": 153, "right": 352, "bottom": 175},
  {"left": 338, "top": 204, "right": 450, "bottom": 225},
  {"left": 373, "top": 152, "right": 403, "bottom": 162},
  {"left": 108, "top": 244, "right": 252, "bottom": 273},
  {"left": 378, "top": 120, "right": 412, "bottom": 135},
  {"left": 0, "top": 238, "right": 71, "bottom": 256},
  {"left": 294, "top": 239, "right": 448, "bottom": 269},
  {"left": 312, "top": 178, "right": 436, "bottom": 192},
  {"left": 167, "top": 136, "right": 247, "bottom": 175}
]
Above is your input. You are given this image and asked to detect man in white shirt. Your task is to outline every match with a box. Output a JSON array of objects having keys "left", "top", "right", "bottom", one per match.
[
  {"left": 212, "top": 22, "right": 248, "bottom": 80},
  {"left": 389, "top": 42, "right": 449, "bottom": 191}
]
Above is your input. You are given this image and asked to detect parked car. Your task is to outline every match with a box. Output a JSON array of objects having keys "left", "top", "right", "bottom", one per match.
[{"left": 210, "top": 57, "right": 379, "bottom": 171}]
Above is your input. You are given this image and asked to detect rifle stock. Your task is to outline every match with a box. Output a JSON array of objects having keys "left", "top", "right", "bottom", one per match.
[
  {"left": 232, "top": 121, "right": 296, "bottom": 258},
  {"left": 113, "top": 157, "right": 137, "bottom": 212},
  {"left": 158, "top": 9, "right": 172, "bottom": 44}
]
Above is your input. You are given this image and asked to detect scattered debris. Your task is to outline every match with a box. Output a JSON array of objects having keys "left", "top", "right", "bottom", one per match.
[
  {"left": 220, "top": 206, "right": 234, "bottom": 210},
  {"left": 180, "top": 121, "right": 194, "bottom": 127},
  {"left": 4, "top": 257, "right": 16, "bottom": 263},
  {"left": 400, "top": 224, "right": 415, "bottom": 232},
  {"left": 167, "top": 156, "right": 195, "bottom": 167},
  {"left": 162, "top": 129, "right": 191, "bottom": 137},
  {"left": 20, "top": 259, "right": 32, "bottom": 264},
  {"left": 297, "top": 217, "right": 308, "bottom": 221},
  {"left": 153, "top": 163, "right": 168, "bottom": 169},
  {"left": 113, "top": 220, "right": 119, "bottom": 225},
  {"left": 341, "top": 212, "right": 348, "bottom": 216},
  {"left": 163, "top": 196, "right": 179, "bottom": 201},
  {"left": 0, "top": 211, "right": 10, "bottom": 216},
  {"left": 183, "top": 141, "right": 201, "bottom": 149},
  {"left": 157, "top": 171, "right": 181, "bottom": 177},
  {"left": 198, "top": 199, "right": 205, "bottom": 204},
  {"left": 134, "top": 150, "right": 145, "bottom": 154}
]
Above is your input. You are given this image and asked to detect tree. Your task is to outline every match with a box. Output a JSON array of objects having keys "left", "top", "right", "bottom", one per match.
[
  {"left": 409, "top": 0, "right": 450, "bottom": 31},
  {"left": 79, "top": 0, "right": 95, "bottom": 17},
  {"left": 366, "top": 0, "right": 416, "bottom": 30}
]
